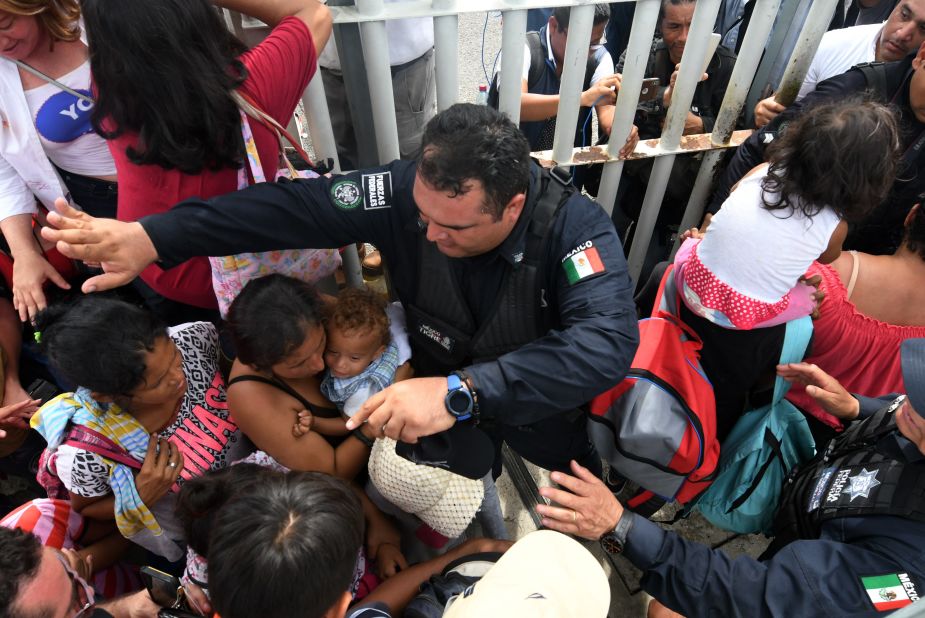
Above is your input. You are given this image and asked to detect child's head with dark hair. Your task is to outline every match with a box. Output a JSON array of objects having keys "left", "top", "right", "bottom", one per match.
[
  {"left": 208, "top": 472, "right": 364, "bottom": 618},
  {"left": 34, "top": 296, "right": 169, "bottom": 399},
  {"left": 324, "top": 288, "right": 390, "bottom": 380},
  {"left": 175, "top": 463, "right": 282, "bottom": 560},
  {"left": 226, "top": 275, "right": 327, "bottom": 379},
  {"left": 762, "top": 98, "right": 901, "bottom": 224}
]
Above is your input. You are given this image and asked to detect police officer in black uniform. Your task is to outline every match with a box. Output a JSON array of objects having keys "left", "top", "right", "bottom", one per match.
[
  {"left": 538, "top": 339, "right": 925, "bottom": 617},
  {"left": 43, "top": 103, "right": 639, "bottom": 477}
]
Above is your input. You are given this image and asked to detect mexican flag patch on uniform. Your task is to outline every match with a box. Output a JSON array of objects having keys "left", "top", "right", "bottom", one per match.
[
  {"left": 562, "top": 246, "right": 605, "bottom": 285},
  {"left": 861, "top": 574, "right": 918, "bottom": 611}
]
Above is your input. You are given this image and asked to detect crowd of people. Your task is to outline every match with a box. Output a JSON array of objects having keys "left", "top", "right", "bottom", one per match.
[{"left": 0, "top": 0, "right": 924, "bottom": 617}]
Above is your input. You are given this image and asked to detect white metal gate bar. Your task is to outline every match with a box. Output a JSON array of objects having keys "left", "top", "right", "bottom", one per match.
[
  {"left": 625, "top": 0, "right": 722, "bottom": 282},
  {"left": 498, "top": 10, "right": 528, "bottom": 124},
  {"left": 432, "top": 0, "right": 459, "bottom": 112},
  {"left": 357, "top": 0, "right": 402, "bottom": 164},
  {"left": 595, "top": 0, "right": 660, "bottom": 217},
  {"left": 551, "top": 5, "right": 596, "bottom": 163},
  {"left": 772, "top": 0, "right": 840, "bottom": 109},
  {"left": 301, "top": 77, "right": 342, "bottom": 172}
]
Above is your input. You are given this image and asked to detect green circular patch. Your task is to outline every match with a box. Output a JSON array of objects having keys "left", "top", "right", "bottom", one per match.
[{"left": 331, "top": 179, "right": 363, "bottom": 210}]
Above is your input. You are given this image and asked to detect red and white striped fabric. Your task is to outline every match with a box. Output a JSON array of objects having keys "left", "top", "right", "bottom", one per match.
[{"left": 2, "top": 499, "right": 141, "bottom": 598}]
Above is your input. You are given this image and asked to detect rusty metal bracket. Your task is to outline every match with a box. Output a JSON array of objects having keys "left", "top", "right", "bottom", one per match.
[{"left": 534, "top": 129, "right": 753, "bottom": 168}]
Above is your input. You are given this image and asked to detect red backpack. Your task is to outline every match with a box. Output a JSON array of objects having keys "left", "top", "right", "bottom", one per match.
[{"left": 588, "top": 264, "right": 719, "bottom": 509}]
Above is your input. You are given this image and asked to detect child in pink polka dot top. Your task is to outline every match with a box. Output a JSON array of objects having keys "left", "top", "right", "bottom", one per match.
[{"left": 675, "top": 100, "right": 901, "bottom": 331}]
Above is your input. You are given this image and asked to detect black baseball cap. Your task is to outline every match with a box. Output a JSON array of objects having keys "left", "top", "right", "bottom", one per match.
[{"left": 395, "top": 422, "right": 495, "bottom": 480}]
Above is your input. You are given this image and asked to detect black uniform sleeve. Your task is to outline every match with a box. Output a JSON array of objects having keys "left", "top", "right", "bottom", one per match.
[
  {"left": 706, "top": 68, "right": 869, "bottom": 214},
  {"left": 624, "top": 513, "right": 925, "bottom": 617},
  {"left": 465, "top": 194, "right": 639, "bottom": 424},
  {"left": 855, "top": 394, "right": 903, "bottom": 419},
  {"left": 141, "top": 161, "right": 417, "bottom": 268}
]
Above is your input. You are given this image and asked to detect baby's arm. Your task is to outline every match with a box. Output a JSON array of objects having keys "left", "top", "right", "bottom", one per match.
[
  {"left": 311, "top": 415, "right": 349, "bottom": 436},
  {"left": 292, "top": 409, "right": 348, "bottom": 437}
]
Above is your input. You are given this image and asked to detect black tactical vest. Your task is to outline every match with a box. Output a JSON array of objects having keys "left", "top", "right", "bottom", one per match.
[
  {"left": 405, "top": 168, "right": 573, "bottom": 377},
  {"left": 774, "top": 397, "right": 925, "bottom": 544}
]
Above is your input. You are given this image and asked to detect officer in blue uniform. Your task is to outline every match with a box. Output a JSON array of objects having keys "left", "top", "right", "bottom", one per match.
[
  {"left": 42, "top": 103, "right": 639, "bottom": 477},
  {"left": 538, "top": 338, "right": 925, "bottom": 617}
]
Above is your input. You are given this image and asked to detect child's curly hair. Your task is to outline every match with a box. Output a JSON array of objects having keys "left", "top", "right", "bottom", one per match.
[
  {"left": 762, "top": 98, "right": 901, "bottom": 224},
  {"left": 327, "top": 287, "right": 391, "bottom": 346}
]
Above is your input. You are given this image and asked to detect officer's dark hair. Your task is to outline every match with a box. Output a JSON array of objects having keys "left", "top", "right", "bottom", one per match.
[
  {"left": 902, "top": 205, "right": 925, "bottom": 260},
  {"left": 82, "top": 0, "right": 248, "bottom": 174},
  {"left": 226, "top": 274, "right": 326, "bottom": 373},
  {"left": 761, "top": 98, "right": 900, "bottom": 224},
  {"left": 552, "top": 5, "right": 611, "bottom": 30},
  {"left": 34, "top": 296, "right": 167, "bottom": 398},
  {"left": 658, "top": 0, "right": 696, "bottom": 25},
  {"left": 0, "top": 527, "right": 43, "bottom": 618},
  {"left": 208, "top": 472, "right": 364, "bottom": 618},
  {"left": 418, "top": 103, "right": 531, "bottom": 221}
]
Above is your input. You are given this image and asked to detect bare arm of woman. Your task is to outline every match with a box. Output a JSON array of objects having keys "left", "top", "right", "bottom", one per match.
[
  {"left": 229, "top": 381, "right": 374, "bottom": 479},
  {"left": 0, "top": 214, "right": 70, "bottom": 322},
  {"left": 214, "top": 0, "right": 332, "bottom": 55},
  {"left": 70, "top": 493, "right": 116, "bottom": 520},
  {"left": 77, "top": 531, "right": 131, "bottom": 575},
  {"left": 819, "top": 220, "right": 848, "bottom": 264}
]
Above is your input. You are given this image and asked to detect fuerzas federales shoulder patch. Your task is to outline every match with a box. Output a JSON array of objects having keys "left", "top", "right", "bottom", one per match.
[
  {"left": 861, "top": 573, "right": 919, "bottom": 611},
  {"left": 562, "top": 241, "right": 605, "bottom": 285}
]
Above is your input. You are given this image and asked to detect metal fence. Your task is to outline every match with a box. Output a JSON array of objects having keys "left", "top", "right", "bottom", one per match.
[{"left": 229, "top": 0, "right": 841, "bottom": 283}]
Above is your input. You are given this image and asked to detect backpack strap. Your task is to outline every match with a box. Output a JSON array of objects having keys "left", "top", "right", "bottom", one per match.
[
  {"left": 62, "top": 425, "right": 143, "bottom": 470},
  {"left": 526, "top": 31, "right": 546, "bottom": 89},
  {"left": 770, "top": 316, "right": 814, "bottom": 404},
  {"left": 855, "top": 62, "right": 889, "bottom": 101}
]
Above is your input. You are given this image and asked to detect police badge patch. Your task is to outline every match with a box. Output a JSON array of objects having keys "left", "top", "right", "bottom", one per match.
[{"left": 331, "top": 179, "right": 363, "bottom": 210}]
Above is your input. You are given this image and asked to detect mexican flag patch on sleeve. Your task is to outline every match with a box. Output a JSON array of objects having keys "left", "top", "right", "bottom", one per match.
[
  {"left": 562, "top": 246, "right": 605, "bottom": 285},
  {"left": 861, "top": 573, "right": 919, "bottom": 611}
]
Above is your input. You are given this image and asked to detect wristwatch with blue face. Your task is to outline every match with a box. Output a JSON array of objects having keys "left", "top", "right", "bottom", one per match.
[{"left": 445, "top": 374, "right": 473, "bottom": 421}]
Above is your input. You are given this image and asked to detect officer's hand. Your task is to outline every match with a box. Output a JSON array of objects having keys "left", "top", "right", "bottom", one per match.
[
  {"left": 896, "top": 402, "right": 925, "bottom": 456},
  {"left": 754, "top": 95, "right": 786, "bottom": 128},
  {"left": 41, "top": 198, "right": 158, "bottom": 294},
  {"left": 776, "top": 362, "right": 859, "bottom": 420},
  {"left": 536, "top": 460, "right": 622, "bottom": 541},
  {"left": 345, "top": 377, "right": 455, "bottom": 443}
]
